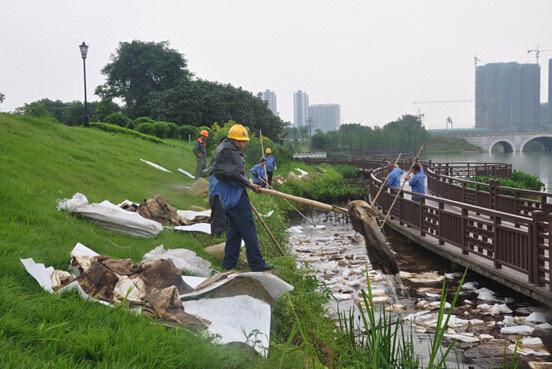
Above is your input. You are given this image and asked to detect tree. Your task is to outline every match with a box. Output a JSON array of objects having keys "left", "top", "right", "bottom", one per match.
[
  {"left": 15, "top": 101, "right": 54, "bottom": 118},
  {"left": 95, "top": 98, "right": 120, "bottom": 121},
  {"left": 0, "top": 92, "right": 5, "bottom": 104},
  {"left": 311, "top": 130, "right": 329, "bottom": 151},
  {"left": 96, "top": 40, "right": 190, "bottom": 118}
]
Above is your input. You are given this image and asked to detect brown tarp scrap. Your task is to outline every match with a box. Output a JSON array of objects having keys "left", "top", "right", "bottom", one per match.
[
  {"left": 135, "top": 259, "right": 194, "bottom": 295},
  {"left": 99, "top": 257, "right": 135, "bottom": 275},
  {"left": 187, "top": 272, "right": 274, "bottom": 304},
  {"left": 76, "top": 260, "right": 119, "bottom": 300},
  {"left": 143, "top": 285, "right": 209, "bottom": 330},
  {"left": 138, "top": 195, "right": 180, "bottom": 225}
]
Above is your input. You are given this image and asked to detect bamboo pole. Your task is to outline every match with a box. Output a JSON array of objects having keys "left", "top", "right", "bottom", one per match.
[
  {"left": 370, "top": 152, "right": 402, "bottom": 207},
  {"left": 259, "top": 188, "right": 348, "bottom": 215},
  {"left": 250, "top": 202, "right": 286, "bottom": 256},
  {"left": 379, "top": 145, "right": 425, "bottom": 230},
  {"left": 258, "top": 176, "right": 315, "bottom": 225}
]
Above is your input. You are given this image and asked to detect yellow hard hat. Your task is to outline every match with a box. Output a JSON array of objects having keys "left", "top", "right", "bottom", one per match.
[
  {"left": 265, "top": 148, "right": 272, "bottom": 154},
  {"left": 227, "top": 124, "right": 249, "bottom": 141},
  {"left": 200, "top": 129, "right": 209, "bottom": 137}
]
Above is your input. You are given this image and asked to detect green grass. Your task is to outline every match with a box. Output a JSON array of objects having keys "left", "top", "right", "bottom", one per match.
[{"left": 0, "top": 113, "right": 342, "bottom": 368}]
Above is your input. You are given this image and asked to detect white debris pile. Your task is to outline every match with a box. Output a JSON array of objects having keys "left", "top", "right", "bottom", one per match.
[
  {"left": 21, "top": 243, "right": 293, "bottom": 356},
  {"left": 58, "top": 193, "right": 163, "bottom": 238}
]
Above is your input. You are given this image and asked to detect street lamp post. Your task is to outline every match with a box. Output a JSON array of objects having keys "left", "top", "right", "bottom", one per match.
[{"left": 79, "top": 41, "right": 89, "bottom": 127}]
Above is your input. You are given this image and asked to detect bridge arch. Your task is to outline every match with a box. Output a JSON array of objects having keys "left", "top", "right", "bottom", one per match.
[
  {"left": 489, "top": 139, "right": 516, "bottom": 153},
  {"left": 520, "top": 134, "right": 552, "bottom": 152}
]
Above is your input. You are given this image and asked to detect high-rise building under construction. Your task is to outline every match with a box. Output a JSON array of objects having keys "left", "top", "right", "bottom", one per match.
[{"left": 475, "top": 62, "right": 540, "bottom": 132}]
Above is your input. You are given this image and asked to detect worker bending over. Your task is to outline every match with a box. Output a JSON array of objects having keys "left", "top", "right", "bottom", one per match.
[
  {"left": 250, "top": 158, "right": 267, "bottom": 188},
  {"left": 209, "top": 124, "right": 271, "bottom": 272}
]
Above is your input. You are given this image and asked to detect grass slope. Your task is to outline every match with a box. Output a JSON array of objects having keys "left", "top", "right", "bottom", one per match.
[{"left": 0, "top": 114, "right": 283, "bottom": 368}]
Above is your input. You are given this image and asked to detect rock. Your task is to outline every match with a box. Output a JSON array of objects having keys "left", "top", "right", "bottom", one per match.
[
  {"left": 286, "top": 226, "right": 304, "bottom": 234},
  {"left": 333, "top": 293, "right": 352, "bottom": 301},
  {"left": 522, "top": 337, "right": 544, "bottom": 346},
  {"left": 528, "top": 362, "right": 552, "bottom": 369},
  {"left": 189, "top": 179, "right": 209, "bottom": 197},
  {"left": 415, "top": 325, "right": 427, "bottom": 333},
  {"left": 500, "top": 325, "right": 535, "bottom": 335},
  {"left": 204, "top": 243, "right": 246, "bottom": 265}
]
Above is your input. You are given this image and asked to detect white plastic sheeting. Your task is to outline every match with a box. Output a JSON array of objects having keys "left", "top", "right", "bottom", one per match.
[
  {"left": 140, "top": 159, "right": 172, "bottom": 173},
  {"left": 143, "top": 245, "right": 212, "bottom": 277},
  {"left": 58, "top": 193, "right": 163, "bottom": 238},
  {"left": 177, "top": 168, "right": 195, "bottom": 179},
  {"left": 183, "top": 296, "right": 271, "bottom": 356},
  {"left": 180, "top": 272, "right": 294, "bottom": 356},
  {"left": 177, "top": 209, "right": 212, "bottom": 223},
  {"left": 174, "top": 223, "right": 212, "bottom": 235}
]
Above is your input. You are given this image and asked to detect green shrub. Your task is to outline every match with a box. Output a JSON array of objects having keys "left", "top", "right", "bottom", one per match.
[
  {"left": 471, "top": 170, "right": 544, "bottom": 192},
  {"left": 134, "top": 116, "right": 155, "bottom": 125},
  {"left": 153, "top": 121, "right": 170, "bottom": 138},
  {"left": 165, "top": 121, "right": 179, "bottom": 138},
  {"left": 90, "top": 122, "right": 163, "bottom": 143},
  {"left": 178, "top": 125, "right": 197, "bottom": 141},
  {"left": 135, "top": 122, "right": 156, "bottom": 136},
  {"left": 105, "top": 112, "right": 133, "bottom": 128}
]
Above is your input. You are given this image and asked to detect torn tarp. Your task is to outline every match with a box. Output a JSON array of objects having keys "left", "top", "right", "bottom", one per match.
[
  {"left": 142, "top": 245, "right": 212, "bottom": 277},
  {"left": 58, "top": 193, "right": 163, "bottom": 238}
]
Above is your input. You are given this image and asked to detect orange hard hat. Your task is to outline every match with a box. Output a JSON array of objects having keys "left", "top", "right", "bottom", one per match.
[{"left": 200, "top": 130, "right": 209, "bottom": 137}]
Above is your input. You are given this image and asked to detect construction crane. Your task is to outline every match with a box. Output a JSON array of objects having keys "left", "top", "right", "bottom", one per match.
[{"left": 527, "top": 46, "right": 552, "bottom": 65}]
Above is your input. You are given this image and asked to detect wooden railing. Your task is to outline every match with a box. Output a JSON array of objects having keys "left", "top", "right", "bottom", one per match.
[
  {"left": 368, "top": 166, "right": 551, "bottom": 292},
  {"left": 426, "top": 164, "right": 552, "bottom": 217}
]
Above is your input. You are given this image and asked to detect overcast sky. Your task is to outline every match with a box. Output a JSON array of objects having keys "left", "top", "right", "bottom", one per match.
[{"left": 1, "top": 1, "right": 551, "bottom": 129}]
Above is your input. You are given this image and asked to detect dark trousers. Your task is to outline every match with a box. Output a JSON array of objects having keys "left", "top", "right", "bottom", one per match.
[
  {"left": 223, "top": 191, "right": 267, "bottom": 270},
  {"left": 209, "top": 195, "right": 228, "bottom": 236},
  {"left": 195, "top": 155, "right": 206, "bottom": 179},
  {"left": 267, "top": 171, "right": 273, "bottom": 186}
]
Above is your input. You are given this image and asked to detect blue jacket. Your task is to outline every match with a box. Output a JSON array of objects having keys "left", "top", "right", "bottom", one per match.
[
  {"left": 210, "top": 139, "right": 250, "bottom": 209},
  {"left": 408, "top": 169, "right": 426, "bottom": 196},
  {"left": 250, "top": 164, "right": 266, "bottom": 185},
  {"left": 208, "top": 175, "right": 219, "bottom": 196},
  {"left": 265, "top": 155, "right": 277, "bottom": 172},
  {"left": 385, "top": 167, "right": 403, "bottom": 189}
]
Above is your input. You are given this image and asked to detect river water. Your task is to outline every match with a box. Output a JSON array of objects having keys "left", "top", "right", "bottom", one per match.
[
  {"left": 424, "top": 151, "right": 552, "bottom": 190},
  {"left": 287, "top": 211, "right": 552, "bottom": 368}
]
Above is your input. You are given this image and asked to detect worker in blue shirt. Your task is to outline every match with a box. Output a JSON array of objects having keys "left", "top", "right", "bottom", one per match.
[
  {"left": 264, "top": 148, "right": 277, "bottom": 186},
  {"left": 209, "top": 124, "right": 271, "bottom": 272},
  {"left": 250, "top": 158, "right": 267, "bottom": 187},
  {"left": 384, "top": 161, "right": 403, "bottom": 190},
  {"left": 408, "top": 163, "right": 426, "bottom": 202}
]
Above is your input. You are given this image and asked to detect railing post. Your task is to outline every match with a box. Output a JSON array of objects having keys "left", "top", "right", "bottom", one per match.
[
  {"left": 493, "top": 215, "right": 502, "bottom": 269},
  {"left": 462, "top": 182, "right": 467, "bottom": 203},
  {"left": 548, "top": 213, "right": 552, "bottom": 292},
  {"left": 398, "top": 191, "right": 404, "bottom": 225},
  {"left": 461, "top": 208, "right": 469, "bottom": 255},
  {"left": 530, "top": 211, "right": 544, "bottom": 285},
  {"left": 438, "top": 202, "right": 445, "bottom": 245},
  {"left": 420, "top": 197, "right": 425, "bottom": 236},
  {"left": 489, "top": 180, "right": 498, "bottom": 210}
]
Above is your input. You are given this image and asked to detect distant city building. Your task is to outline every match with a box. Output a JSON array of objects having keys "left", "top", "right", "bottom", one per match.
[
  {"left": 260, "top": 89, "right": 277, "bottom": 115},
  {"left": 308, "top": 104, "right": 341, "bottom": 132},
  {"left": 475, "top": 62, "right": 540, "bottom": 132},
  {"left": 293, "top": 90, "right": 309, "bottom": 126},
  {"left": 549, "top": 59, "right": 552, "bottom": 123}
]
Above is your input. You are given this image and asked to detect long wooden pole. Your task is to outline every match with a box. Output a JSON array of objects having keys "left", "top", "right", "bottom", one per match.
[
  {"left": 259, "top": 130, "right": 269, "bottom": 184},
  {"left": 379, "top": 145, "right": 425, "bottom": 229},
  {"left": 259, "top": 188, "right": 348, "bottom": 215},
  {"left": 250, "top": 202, "right": 286, "bottom": 256},
  {"left": 370, "top": 152, "right": 402, "bottom": 207}
]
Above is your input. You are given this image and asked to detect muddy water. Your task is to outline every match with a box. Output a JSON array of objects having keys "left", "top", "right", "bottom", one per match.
[{"left": 287, "top": 211, "right": 552, "bottom": 369}]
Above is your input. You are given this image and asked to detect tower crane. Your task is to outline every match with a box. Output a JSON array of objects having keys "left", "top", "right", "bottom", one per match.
[{"left": 527, "top": 46, "right": 552, "bottom": 65}]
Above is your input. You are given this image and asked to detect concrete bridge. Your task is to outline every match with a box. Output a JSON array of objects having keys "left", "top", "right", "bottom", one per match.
[{"left": 462, "top": 131, "right": 552, "bottom": 153}]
